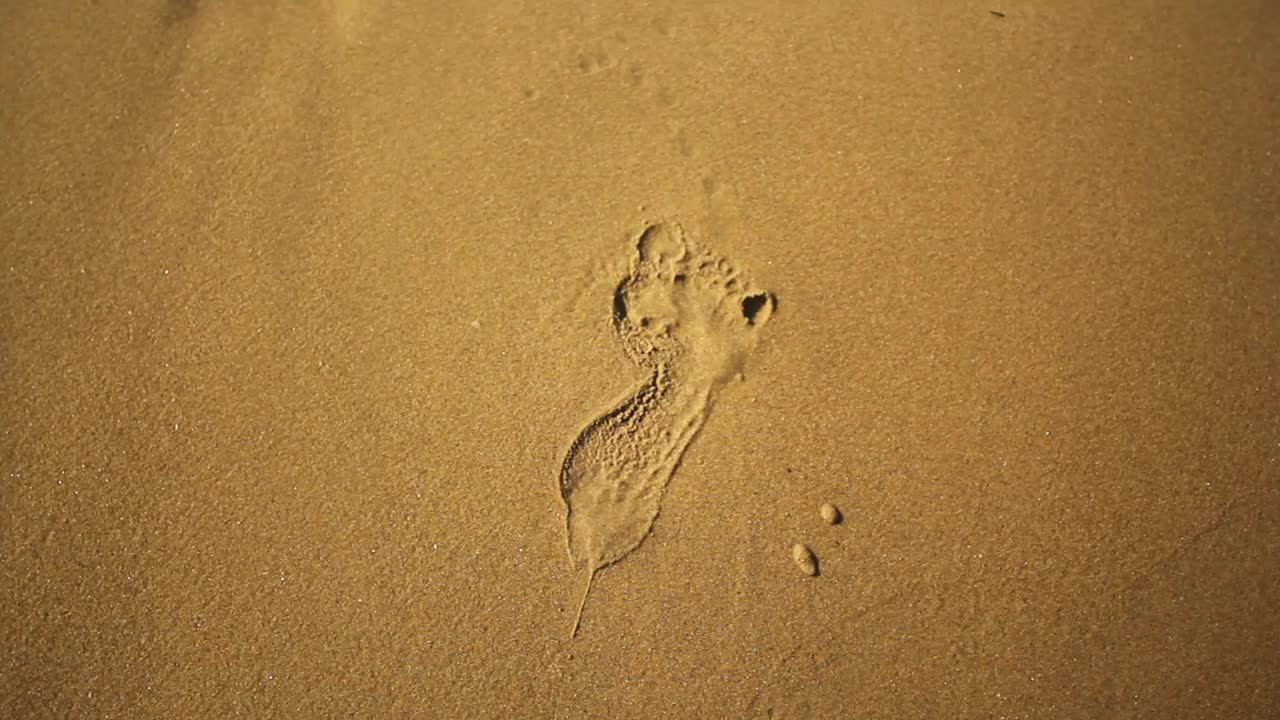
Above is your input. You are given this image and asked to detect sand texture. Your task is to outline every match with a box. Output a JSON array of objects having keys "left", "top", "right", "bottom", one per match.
[{"left": 2, "top": 1, "right": 1279, "bottom": 718}]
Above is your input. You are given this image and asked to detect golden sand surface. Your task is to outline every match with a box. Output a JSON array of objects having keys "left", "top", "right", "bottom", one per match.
[{"left": 2, "top": 2, "right": 1278, "bottom": 718}]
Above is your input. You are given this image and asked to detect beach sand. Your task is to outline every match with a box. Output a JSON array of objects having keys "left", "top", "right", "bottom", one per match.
[{"left": 2, "top": 1, "right": 1278, "bottom": 717}]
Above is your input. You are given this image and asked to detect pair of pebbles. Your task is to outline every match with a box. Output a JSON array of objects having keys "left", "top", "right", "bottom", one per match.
[{"left": 791, "top": 503, "right": 842, "bottom": 576}]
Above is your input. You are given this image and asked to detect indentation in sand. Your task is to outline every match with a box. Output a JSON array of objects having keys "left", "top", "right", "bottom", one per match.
[
  {"left": 162, "top": 0, "right": 199, "bottom": 26},
  {"left": 559, "top": 222, "right": 775, "bottom": 637}
]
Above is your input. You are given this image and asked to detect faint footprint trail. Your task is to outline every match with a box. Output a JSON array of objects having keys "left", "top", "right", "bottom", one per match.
[{"left": 560, "top": 222, "right": 776, "bottom": 637}]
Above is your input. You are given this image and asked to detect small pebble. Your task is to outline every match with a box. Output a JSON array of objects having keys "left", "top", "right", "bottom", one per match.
[
  {"left": 819, "top": 502, "right": 842, "bottom": 525},
  {"left": 791, "top": 543, "right": 819, "bottom": 576}
]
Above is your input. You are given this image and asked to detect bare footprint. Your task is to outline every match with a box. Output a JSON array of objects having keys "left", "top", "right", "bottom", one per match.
[{"left": 560, "top": 222, "right": 775, "bottom": 637}]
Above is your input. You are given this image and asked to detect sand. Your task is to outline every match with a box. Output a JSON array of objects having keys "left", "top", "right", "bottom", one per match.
[{"left": 1, "top": 1, "right": 1278, "bottom": 718}]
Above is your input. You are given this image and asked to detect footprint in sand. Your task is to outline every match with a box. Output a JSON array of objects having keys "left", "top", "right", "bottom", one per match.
[{"left": 559, "top": 222, "right": 775, "bottom": 637}]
